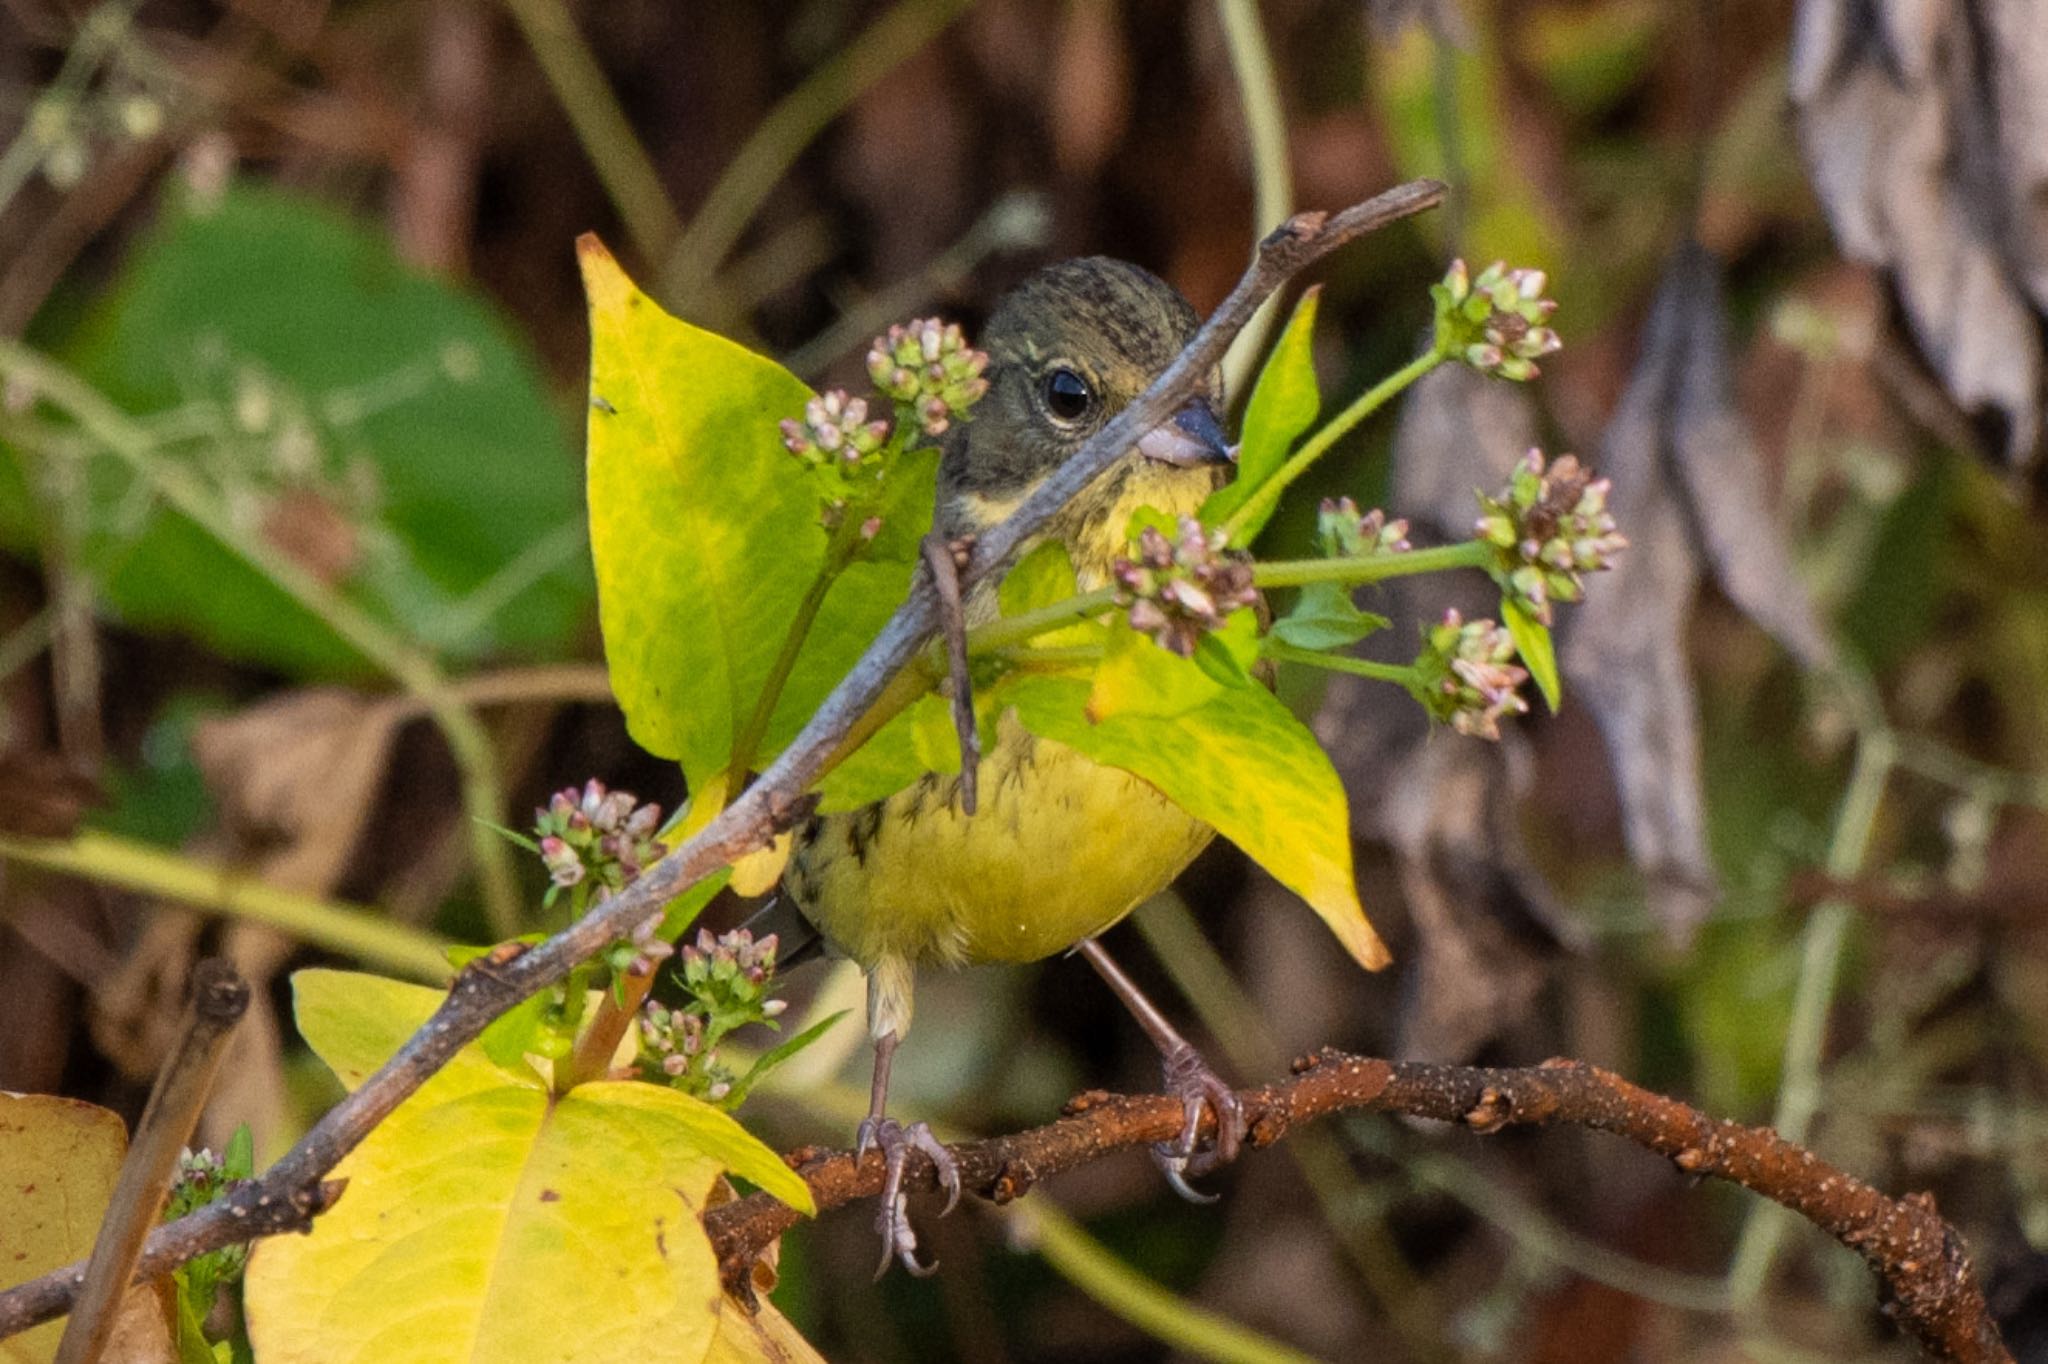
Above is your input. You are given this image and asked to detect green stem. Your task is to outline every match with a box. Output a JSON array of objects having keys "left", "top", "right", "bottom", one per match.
[
  {"left": 962, "top": 542, "right": 1488, "bottom": 660},
  {"left": 0, "top": 341, "right": 526, "bottom": 936},
  {"left": 1215, "top": 0, "right": 1295, "bottom": 402},
  {"left": 1253, "top": 539, "right": 1489, "bottom": 587},
  {"left": 964, "top": 587, "right": 1119, "bottom": 654},
  {"left": 1221, "top": 348, "right": 1447, "bottom": 542},
  {"left": 1266, "top": 640, "right": 1415, "bottom": 688},
  {"left": 725, "top": 511, "right": 870, "bottom": 805},
  {"left": 1726, "top": 730, "right": 1895, "bottom": 1305},
  {"left": 499, "top": 0, "right": 684, "bottom": 265},
  {"left": 1010, "top": 1202, "right": 1319, "bottom": 1364},
  {"left": 659, "top": 0, "right": 974, "bottom": 310},
  {"left": 0, "top": 830, "right": 452, "bottom": 982}
]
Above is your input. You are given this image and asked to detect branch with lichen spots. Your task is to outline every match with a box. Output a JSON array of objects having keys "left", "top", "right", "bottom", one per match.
[{"left": 708, "top": 1051, "right": 2012, "bottom": 1364}]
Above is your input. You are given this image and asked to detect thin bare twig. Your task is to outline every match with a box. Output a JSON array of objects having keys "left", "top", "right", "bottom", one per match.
[
  {"left": 708, "top": 1052, "right": 2012, "bottom": 1364},
  {"left": 0, "top": 179, "right": 1445, "bottom": 1342},
  {"left": 53, "top": 960, "right": 249, "bottom": 1364}
]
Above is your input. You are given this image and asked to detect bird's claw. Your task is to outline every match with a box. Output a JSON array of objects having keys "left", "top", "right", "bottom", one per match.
[
  {"left": 1150, "top": 1043, "right": 1244, "bottom": 1203},
  {"left": 861, "top": 1117, "right": 962, "bottom": 1278}
]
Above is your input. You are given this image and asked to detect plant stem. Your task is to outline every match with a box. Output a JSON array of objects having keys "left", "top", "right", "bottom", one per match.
[
  {"left": 1253, "top": 539, "right": 1489, "bottom": 587},
  {"left": 1726, "top": 730, "right": 1895, "bottom": 1304},
  {"left": 1010, "top": 1201, "right": 1320, "bottom": 1364},
  {"left": 560, "top": 961, "right": 653, "bottom": 1091},
  {"left": 961, "top": 542, "right": 1488, "bottom": 660},
  {"left": 1215, "top": 0, "right": 1295, "bottom": 403},
  {"left": 726, "top": 512, "right": 871, "bottom": 805},
  {"left": 0, "top": 830, "right": 453, "bottom": 982},
  {"left": 964, "top": 587, "right": 1119, "bottom": 655},
  {"left": 1266, "top": 640, "right": 1415, "bottom": 687},
  {"left": 1222, "top": 348, "right": 1447, "bottom": 542},
  {"left": 660, "top": 0, "right": 974, "bottom": 310},
  {"left": 499, "top": 0, "right": 683, "bottom": 266},
  {"left": 0, "top": 342, "right": 525, "bottom": 936}
]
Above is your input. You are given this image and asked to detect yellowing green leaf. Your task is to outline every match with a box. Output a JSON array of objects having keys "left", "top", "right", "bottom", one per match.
[
  {"left": 579, "top": 239, "right": 933, "bottom": 790},
  {"left": 1202, "top": 288, "right": 1322, "bottom": 540},
  {"left": 248, "top": 971, "right": 815, "bottom": 1364},
  {"left": 1503, "top": 596, "right": 1560, "bottom": 711},
  {"left": 1008, "top": 676, "right": 1389, "bottom": 970},
  {"left": 1087, "top": 611, "right": 1257, "bottom": 723}
]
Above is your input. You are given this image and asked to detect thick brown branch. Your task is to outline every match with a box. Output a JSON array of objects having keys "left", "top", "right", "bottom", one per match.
[
  {"left": 0, "top": 179, "right": 1445, "bottom": 1342},
  {"left": 707, "top": 1051, "right": 2011, "bottom": 1364}
]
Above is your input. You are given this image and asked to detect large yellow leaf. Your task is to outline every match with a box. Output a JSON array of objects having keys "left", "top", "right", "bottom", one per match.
[
  {"left": 244, "top": 972, "right": 814, "bottom": 1364},
  {"left": 579, "top": 239, "right": 933, "bottom": 792}
]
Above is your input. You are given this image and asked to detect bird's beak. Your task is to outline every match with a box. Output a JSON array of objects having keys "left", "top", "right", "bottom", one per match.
[{"left": 1136, "top": 397, "right": 1237, "bottom": 468}]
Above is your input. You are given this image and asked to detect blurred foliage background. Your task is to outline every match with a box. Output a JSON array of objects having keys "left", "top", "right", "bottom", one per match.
[{"left": 2, "top": 0, "right": 2046, "bottom": 1360}]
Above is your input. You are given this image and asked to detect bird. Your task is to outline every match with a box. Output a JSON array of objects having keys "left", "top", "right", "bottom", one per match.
[{"left": 757, "top": 257, "right": 1245, "bottom": 1275}]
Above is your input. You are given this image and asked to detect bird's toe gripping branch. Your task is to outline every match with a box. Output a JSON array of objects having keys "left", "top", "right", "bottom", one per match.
[
  {"left": 857, "top": 1116, "right": 962, "bottom": 1278},
  {"left": 1153, "top": 1041, "right": 1247, "bottom": 1203}
]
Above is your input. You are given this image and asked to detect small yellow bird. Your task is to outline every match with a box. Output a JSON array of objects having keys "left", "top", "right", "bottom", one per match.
[{"left": 763, "top": 258, "right": 1244, "bottom": 1272}]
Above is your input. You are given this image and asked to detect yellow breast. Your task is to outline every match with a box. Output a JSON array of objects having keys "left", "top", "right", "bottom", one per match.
[{"left": 784, "top": 455, "right": 1218, "bottom": 975}]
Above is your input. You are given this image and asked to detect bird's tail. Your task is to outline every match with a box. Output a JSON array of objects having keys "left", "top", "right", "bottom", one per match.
[{"left": 737, "top": 894, "right": 828, "bottom": 972}]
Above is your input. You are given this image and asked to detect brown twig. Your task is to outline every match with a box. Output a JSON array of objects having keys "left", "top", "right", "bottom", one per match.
[
  {"left": 52, "top": 960, "right": 250, "bottom": 1364},
  {"left": 0, "top": 178, "right": 1445, "bottom": 1342},
  {"left": 707, "top": 1051, "right": 2011, "bottom": 1364}
]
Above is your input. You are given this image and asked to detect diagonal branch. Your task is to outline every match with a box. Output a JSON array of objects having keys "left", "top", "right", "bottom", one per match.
[
  {"left": 0, "top": 178, "right": 1447, "bottom": 1343},
  {"left": 707, "top": 1051, "right": 2012, "bottom": 1364}
]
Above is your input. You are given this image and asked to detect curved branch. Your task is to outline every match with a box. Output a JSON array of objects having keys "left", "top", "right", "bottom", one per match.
[
  {"left": 707, "top": 1051, "right": 2011, "bottom": 1364},
  {"left": 0, "top": 179, "right": 1446, "bottom": 1344}
]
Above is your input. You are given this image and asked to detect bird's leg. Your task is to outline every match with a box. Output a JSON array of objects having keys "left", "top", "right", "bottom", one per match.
[
  {"left": 1075, "top": 937, "right": 1245, "bottom": 1203},
  {"left": 855, "top": 1028, "right": 962, "bottom": 1278},
  {"left": 921, "top": 532, "right": 979, "bottom": 815}
]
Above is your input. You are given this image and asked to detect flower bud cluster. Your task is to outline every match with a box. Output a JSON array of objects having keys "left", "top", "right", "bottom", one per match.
[
  {"left": 534, "top": 778, "right": 665, "bottom": 898},
  {"left": 1412, "top": 609, "right": 1531, "bottom": 741},
  {"left": 635, "top": 928, "right": 788, "bottom": 1105},
  {"left": 867, "top": 318, "right": 991, "bottom": 437},
  {"left": 1433, "top": 259, "right": 1561, "bottom": 381},
  {"left": 1111, "top": 515, "right": 1258, "bottom": 657},
  {"left": 1317, "top": 496, "right": 1411, "bottom": 558},
  {"left": 779, "top": 389, "right": 890, "bottom": 467},
  {"left": 165, "top": 1142, "right": 252, "bottom": 1289},
  {"left": 1475, "top": 448, "right": 1628, "bottom": 624}
]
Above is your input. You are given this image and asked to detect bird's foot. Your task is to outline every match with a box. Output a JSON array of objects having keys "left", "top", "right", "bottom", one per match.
[
  {"left": 1151, "top": 1042, "right": 1245, "bottom": 1204},
  {"left": 856, "top": 1116, "right": 962, "bottom": 1278}
]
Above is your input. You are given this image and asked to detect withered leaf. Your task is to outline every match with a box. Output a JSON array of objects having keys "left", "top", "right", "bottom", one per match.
[
  {"left": 1564, "top": 240, "right": 1832, "bottom": 943},
  {"left": 1792, "top": 0, "right": 2048, "bottom": 475}
]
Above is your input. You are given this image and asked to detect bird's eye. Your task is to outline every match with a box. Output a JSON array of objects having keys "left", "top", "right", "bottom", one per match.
[{"left": 1042, "top": 367, "right": 1094, "bottom": 423}]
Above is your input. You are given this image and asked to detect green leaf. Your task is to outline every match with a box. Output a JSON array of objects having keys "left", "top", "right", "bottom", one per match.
[
  {"left": 1200, "top": 287, "right": 1322, "bottom": 539},
  {"left": 7, "top": 181, "right": 589, "bottom": 677},
  {"left": 222, "top": 1123, "right": 255, "bottom": 1181},
  {"left": 1087, "top": 610, "right": 1257, "bottom": 723},
  {"left": 721, "top": 1010, "right": 851, "bottom": 1110},
  {"left": 1008, "top": 675, "right": 1389, "bottom": 971},
  {"left": 1000, "top": 540, "right": 1081, "bottom": 616},
  {"left": 1503, "top": 596, "right": 1560, "bottom": 711},
  {"left": 1268, "top": 581, "right": 1390, "bottom": 651},
  {"left": 248, "top": 970, "right": 816, "bottom": 1363},
  {"left": 580, "top": 238, "right": 934, "bottom": 793}
]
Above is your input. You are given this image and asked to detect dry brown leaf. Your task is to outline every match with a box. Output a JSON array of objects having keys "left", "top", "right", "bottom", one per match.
[
  {"left": 1792, "top": 0, "right": 2048, "bottom": 475},
  {"left": 1563, "top": 240, "right": 1831, "bottom": 942}
]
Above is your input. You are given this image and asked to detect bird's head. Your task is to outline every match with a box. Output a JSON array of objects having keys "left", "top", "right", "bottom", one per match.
[{"left": 937, "top": 257, "right": 1233, "bottom": 549}]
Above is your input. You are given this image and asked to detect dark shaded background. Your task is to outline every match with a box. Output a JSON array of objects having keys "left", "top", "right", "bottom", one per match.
[{"left": 3, "top": 0, "right": 2046, "bottom": 1360}]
